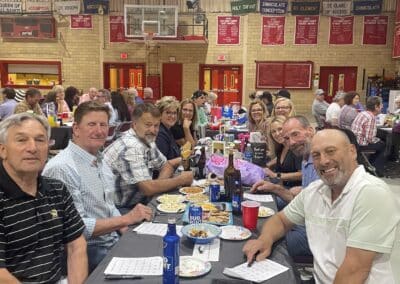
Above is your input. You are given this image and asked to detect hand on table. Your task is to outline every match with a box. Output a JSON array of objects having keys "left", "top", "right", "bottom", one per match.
[
  {"left": 125, "top": 203, "right": 153, "bottom": 225},
  {"left": 242, "top": 239, "right": 272, "bottom": 265},
  {"left": 250, "top": 180, "right": 276, "bottom": 193}
]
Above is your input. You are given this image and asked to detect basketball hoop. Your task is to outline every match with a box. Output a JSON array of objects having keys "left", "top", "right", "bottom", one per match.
[{"left": 144, "top": 32, "right": 154, "bottom": 42}]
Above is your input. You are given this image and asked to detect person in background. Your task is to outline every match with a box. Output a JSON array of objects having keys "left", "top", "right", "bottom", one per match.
[
  {"left": 122, "top": 88, "right": 137, "bottom": 115},
  {"left": 351, "top": 96, "right": 386, "bottom": 177},
  {"left": 338, "top": 91, "right": 360, "bottom": 130},
  {"left": 275, "top": 89, "right": 291, "bottom": 99},
  {"left": 79, "top": 87, "right": 97, "bottom": 104},
  {"left": 41, "top": 90, "right": 58, "bottom": 117},
  {"left": 244, "top": 128, "right": 399, "bottom": 284},
  {"left": 354, "top": 93, "right": 365, "bottom": 112},
  {"left": 171, "top": 99, "right": 198, "bottom": 147},
  {"left": 143, "top": 87, "right": 154, "bottom": 104},
  {"left": 258, "top": 91, "right": 274, "bottom": 117},
  {"left": 14, "top": 87, "right": 44, "bottom": 116},
  {"left": 249, "top": 91, "right": 257, "bottom": 101},
  {"left": 192, "top": 90, "right": 208, "bottom": 128},
  {"left": 247, "top": 99, "right": 269, "bottom": 142},
  {"left": 271, "top": 97, "right": 296, "bottom": 118},
  {"left": 43, "top": 101, "right": 153, "bottom": 272},
  {"left": 155, "top": 96, "right": 181, "bottom": 160},
  {"left": 0, "top": 113, "right": 87, "bottom": 283},
  {"left": 264, "top": 115, "right": 302, "bottom": 190},
  {"left": 394, "top": 95, "right": 400, "bottom": 114},
  {"left": 111, "top": 91, "right": 131, "bottom": 123},
  {"left": 325, "top": 91, "right": 346, "bottom": 127},
  {"left": 0, "top": 88, "right": 17, "bottom": 120},
  {"left": 204, "top": 91, "right": 218, "bottom": 115},
  {"left": 53, "top": 85, "right": 70, "bottom": 113},
  {"left": 64, "top": 86, "right": 80, "bottom": 111},
  {"left": 103, "top": 103, "right": 192, "bottom": 213},
  {"left": 97, "top": 89, "right": 118, "bottom": 125},
  {"left": 14, "top": 89, "right": 26, "bottom": 103},
  {"left": 312, "top": 89, "right": 329, "bottom": 129}
]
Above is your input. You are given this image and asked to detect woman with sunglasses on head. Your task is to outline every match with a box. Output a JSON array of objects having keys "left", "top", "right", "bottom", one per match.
[
  {"left": 247, "top": 99, "right": 270, "bottom": 142},
  {"left": 271, "top": 97, "right": 296, "bottom": 118},
  {"left": 171, "top": 99, "right": 198, "bottom": 147}
]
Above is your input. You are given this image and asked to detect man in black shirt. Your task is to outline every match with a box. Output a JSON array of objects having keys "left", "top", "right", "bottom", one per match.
[{"left": 0, "top": 113, "right": 87, "bottom": 283}]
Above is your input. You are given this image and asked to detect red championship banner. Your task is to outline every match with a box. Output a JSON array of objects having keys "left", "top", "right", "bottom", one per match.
[
  {"left": 393, "top": 24, "right": 400, "bottom": 58},
  {"left": 329, "top": 16, "right": 353, "bottom": 44},
  {"left": 294, "top": 16, "right": 319, "bottom": 44},
  {"left": 217, "top": 16, "right": 240, "bottom": 45},
  {"left": 261, "top": 16, "right": 285, "bottom": 45},
  {"left": 109, "top": 15, "right": 128, "bottom": 43},
  {"left": 70, "top": 15, "right": 92, "bottom": 29},
  {"left": 363, "top": 15, "right": 387, "bottom": 45}
]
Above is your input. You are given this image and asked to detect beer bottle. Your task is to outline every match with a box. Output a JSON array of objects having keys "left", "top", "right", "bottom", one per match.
[{"left": 223, "top": 150, "right": 240, "bottom": 202}]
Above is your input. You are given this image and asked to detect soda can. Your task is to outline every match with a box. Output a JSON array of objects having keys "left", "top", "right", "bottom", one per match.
[
  {"left": 189, "top": 204, "right": 202, "bottom": 224},
  {"left": 209, "top": 182, "right": 221, "bottom": 202}
]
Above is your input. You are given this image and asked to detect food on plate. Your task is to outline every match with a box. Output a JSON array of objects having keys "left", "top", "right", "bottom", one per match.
[
  {"left": 203, "top": 210, "right": 230, "bottom": 224},
  {"left": 258, "top": 206, "right": 275, "bottom": 217},
  {"left": 189, "top": 228, "right": 209, "bottom": 238},
  {"left": 157, "top": 194, "right": 185, "bottom": 204},
  {"left": 158, "top": 203, "right": 186, "bottom": 213},
  {"left": 198, "top": 202, "right": 217, "bottom": 212},
  {"left": 180, "top": 186, "right": 203, "bottom": 194},
  {"left": 185, "top": 193, "right": 209, "bottom": 203}
]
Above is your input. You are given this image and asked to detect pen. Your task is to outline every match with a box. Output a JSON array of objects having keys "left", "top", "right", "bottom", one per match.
[
  {"left": 104, "top": 275, "right": 143, "bottom": 280},
  {"left": 247, "top": 251, "right": 260, "bottom": 267}
]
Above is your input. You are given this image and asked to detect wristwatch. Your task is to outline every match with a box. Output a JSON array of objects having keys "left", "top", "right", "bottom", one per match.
[{"left": 271, "top": 172, "right": 282, "bottom": 184}]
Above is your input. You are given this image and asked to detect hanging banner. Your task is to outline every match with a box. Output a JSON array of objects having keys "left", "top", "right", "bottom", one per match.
[
  {"left": 109, "top": 15, "right": 128, "bottom": 43},
  {"left": 329, "top": 16, "right": 353, "bottom": 44},
  {"left": 70, "top": 15, "right": 92, "bottom": 29},
  {"left": 26, "top": 0, "right": 51, "bottom": 12},
  {"left": 363, "top": 15, "right": 387, "bottom": 45},
  {"left": 0, "top": 0, "right": 22, "bottom": 13},
  {"left": 261, "top": 16, "right": 285, "bottom": 45},
  {"left": 291, "top": 1, "right": 320, "bottom": 15},
  {"left": 83, "top": 0, "right": 109, "bottom": 14},
  {"left": 393, "top": 24, "right": 400, "bottom": 58},
  {"left": 217, "top": 16, "right": 240, "bottom": 45},
  {"left": 353, "top": 0, "right": 382, "bottom": 15},
  {"left": 295, "top": 16, "right": 319, "bottom": 44},
  {"left": 322, "top": 1, "right": 351, "bottom": 16},
  {"left": 396, "top": 0, "right": 400, "bottom": 23},
  {"left": 231, "top": 0, "right": 257, "bottom": 15},
  {"left": 260, "top": 0, "right": 288, "bottom": 15},
  {"left": 54, "top": 0, "right": 80, "bottom": 15}
]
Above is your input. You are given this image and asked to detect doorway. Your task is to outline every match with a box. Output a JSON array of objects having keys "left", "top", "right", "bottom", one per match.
[
  {"left": 162, "top": 63, "right": 182, "bottom": 100},
  {"left": 319, "top": 66, "right": 357, "bottom": 103},
  {"left": 103, "top": 63, "right": 146, "bottom": 97},
  {"left": 200, "top": 64, "right": 243, "bottom": 106}
]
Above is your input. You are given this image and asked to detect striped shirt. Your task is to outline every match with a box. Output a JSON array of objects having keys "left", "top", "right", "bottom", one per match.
[
  {"left": 103, "top": 128, "right": 166, "bottom": 209},
  {"left": 0, "top": 163, "right": 84, "bottom": 283},
  {"left": 351, "top": 111, "right": 377, "bottom": 146},
  {"left": 43, "top": 141, "right": 120, "bottom": 248}
]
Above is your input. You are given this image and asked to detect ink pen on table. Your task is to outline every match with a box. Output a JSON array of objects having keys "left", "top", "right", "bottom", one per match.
[
  {"left": 247, "top": 251, "right": 260, "bottom": 267},
  {"left": 104, "top": 275, "right": 143, "bottom": 280}
]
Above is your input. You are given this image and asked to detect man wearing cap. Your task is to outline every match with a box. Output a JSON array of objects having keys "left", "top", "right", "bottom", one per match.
[
  {"left": 275, "top": 89, "right": 291, "bottom": 99},
  {"left": 325, "top": 92, "right": 345, "bottom": 127},
  {"left": 14, "top": 87, "right": 44, "bottom": 116},
  {"left": 312, "top": 89, "right": 329, "bottom": 129}
]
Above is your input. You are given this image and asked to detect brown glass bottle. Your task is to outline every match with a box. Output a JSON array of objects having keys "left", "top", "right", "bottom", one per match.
[{"left": 223, "top": 150, "right": 240, "bottom": 203}]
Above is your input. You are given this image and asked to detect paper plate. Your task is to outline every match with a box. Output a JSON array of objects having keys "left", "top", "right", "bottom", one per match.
[
  {"left": 258, "top": 206, "right": 275, "bottom": 218},
  {"left": 157, "top": 203, "right": 186, "bottom": 213},
  {"left": 179, "top": 186, "right": 204, "bottom": 195},
  {"left": 185, "top": 193, "right": 209, "bottom": 204},
  {"left": 219, "top": 225, "right": 252, "bottom": 241},
  {"left": 156, "top": 194, "right": 186, "bottom": 204},
  {"left": 179, "top": 256, "right": 212, "bottom": 278},
  {"left": 192, "top": 179, "right": 207, "bottom": 188}
]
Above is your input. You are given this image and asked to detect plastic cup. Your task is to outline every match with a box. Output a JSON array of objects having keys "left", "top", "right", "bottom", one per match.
[{"left": 241, "top": 200, "right": 260, "bottom": 230}]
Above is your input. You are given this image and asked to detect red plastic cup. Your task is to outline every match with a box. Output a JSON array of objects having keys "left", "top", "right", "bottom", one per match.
[{"left": 241, "top": 200, "right": 260, "bottom": 230}]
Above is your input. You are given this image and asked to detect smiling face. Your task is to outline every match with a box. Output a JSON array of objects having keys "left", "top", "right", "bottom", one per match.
[
  {"left": 0, "top": 119, "right": 48, "bottom": 176},
  {"left": 193, "top": 95, "right": 206, "bottom": 107},
  {"left": 73, "top": 111, "right": 109, "bottom": 155},
  {"left": 352, "top": 94, "right": 360, "bottom": 105},
  {"left": 311, "top": 129, "right": 357, "bottom": 191},
  {"left": 181, "top": 102, "right": 194, "bottom": 120},
  {"left": 282, "top": 118, "right": 314, "bottom": 157},
  {"left": 270, "top": 121, "right": 284, "bottom": 144},
  {"left": 275, "top": 101, "right": 292, "bottom": 117},
  {"left": 161, "top": 107, "right": 178, "bottom": 129},
  {"left": 250, "top": 103, "right": 264, "bottom": 123}
]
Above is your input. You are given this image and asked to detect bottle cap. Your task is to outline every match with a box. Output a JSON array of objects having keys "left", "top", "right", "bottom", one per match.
[{"left": 168, "top": 218, "right": 176, "bottom": 224}]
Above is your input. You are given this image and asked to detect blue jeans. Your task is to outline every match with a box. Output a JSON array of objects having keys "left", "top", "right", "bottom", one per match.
[
  {"left": 87, "top": 245, "right": 111, "bottom": 273},
  {"left": 286, "top": 225, "right": 312, "bottom": 257}
]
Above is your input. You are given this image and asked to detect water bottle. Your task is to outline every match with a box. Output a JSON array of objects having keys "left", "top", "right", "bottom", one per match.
[
  {"left": 243, "top": 143, "right": 253, "bottom": 163},
  {"left": 163, "top": 218, "right": 180, "bottom": 284},
  {"left": 232, "top": 180, "right": 243, "bottom": 215}
]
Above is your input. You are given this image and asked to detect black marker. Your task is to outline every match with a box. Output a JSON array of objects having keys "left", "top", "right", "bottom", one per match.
[
  {"left": 104, "top": 275, "right": 143, "bottom": 280},
  {"left": 247, "top": 251, "right": 260, "bottom": 267}
]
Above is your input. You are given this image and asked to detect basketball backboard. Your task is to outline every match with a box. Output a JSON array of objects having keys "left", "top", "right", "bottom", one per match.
[{"left": 124, "top": 5, "right": 178, "bottom": 38}]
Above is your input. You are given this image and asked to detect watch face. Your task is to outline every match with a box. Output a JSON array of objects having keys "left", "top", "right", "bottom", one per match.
[{"left": 270, "top": 177, "right": 281, "bottom": 184}]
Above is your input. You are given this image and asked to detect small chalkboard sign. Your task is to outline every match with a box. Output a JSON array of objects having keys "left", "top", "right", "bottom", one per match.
[{"left": 251, "top": 142, "right": 267, "bottom": 167}]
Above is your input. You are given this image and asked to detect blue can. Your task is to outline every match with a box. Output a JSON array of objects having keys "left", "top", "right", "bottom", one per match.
[
  {"left": 209, "top": 182, "right": 221, "bottom": 202},
  {"left": 189, "top": 204, "right": 202, "bottom": 224}
]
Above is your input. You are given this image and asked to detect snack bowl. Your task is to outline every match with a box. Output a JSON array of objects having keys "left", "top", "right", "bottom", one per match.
[{"left": 181, "top": 223, "right": 221, "bottom": 244}]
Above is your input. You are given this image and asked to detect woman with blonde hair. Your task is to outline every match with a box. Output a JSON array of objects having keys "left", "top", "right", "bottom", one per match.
[
  {"left": 247, "top": 99, "right": 269, "bottom": 141},
  {"left": 171, "top": 99, "right": 198, "bottom": 147},
  {"left": 155, "top": 96, "right": 181, "bottom": 159},
  {"left": 271, "top": 97, "right": 296, "bottom": 118},
  {"left": 122, "top": 88, "right": 136, "bottom": 115},
  {"left": 52, "top": 85, "right": 70, "bottom": 113}
]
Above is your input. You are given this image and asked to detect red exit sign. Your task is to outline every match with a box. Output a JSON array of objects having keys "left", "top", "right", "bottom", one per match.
[{"left": 120, "top": 53, "right": 128, "bottom": 59}]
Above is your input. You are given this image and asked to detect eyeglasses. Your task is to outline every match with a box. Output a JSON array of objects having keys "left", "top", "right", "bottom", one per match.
[
  {"left": 275, "top": 106, "right": 291, "bottom": 110},
  {"left": 165, "top": 111, "right": 177, "bottom": 116},
  {"left": 251, "top": 108, "right": 263, "bottom": 113},
  {"left": 182, "top": 108, "right": 193, "bottom": 113}
]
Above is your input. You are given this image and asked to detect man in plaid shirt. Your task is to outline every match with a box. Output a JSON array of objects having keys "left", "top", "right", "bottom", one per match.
[{"left": 351, "top": 96, "right": 386, "bottom": 177}]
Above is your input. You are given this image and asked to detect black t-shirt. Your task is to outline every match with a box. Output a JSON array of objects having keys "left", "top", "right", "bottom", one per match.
[
  {"left": 156, "top": 123, "right": 181, "bottom": 160},
  {"left": 276, "top": 148, "right": 302, "bottom": 188},
  {"left": 170, "top": 123, "right": 196, "bottom": 141}
]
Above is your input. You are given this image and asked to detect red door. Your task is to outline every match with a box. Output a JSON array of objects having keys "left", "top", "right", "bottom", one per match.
[
  {"left": 103, "top": 63, "right": 146, "bottom": 97},
  {"left": 319, "top": 66, "right": 357, "bottom": 103},
  {"left": 200, "top": 65, "right": 243, "bottom": 106},
  {"left": 162, "top": 63, "right": 182, "bottom": 100}
]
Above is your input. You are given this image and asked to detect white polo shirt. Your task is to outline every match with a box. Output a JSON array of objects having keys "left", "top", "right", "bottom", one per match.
[{"left": 284, "top": 166, "right": 399, "bottom": 284}]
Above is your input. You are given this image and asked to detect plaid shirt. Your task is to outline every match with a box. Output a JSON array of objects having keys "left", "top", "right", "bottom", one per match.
[
  {"left": 103, "top": 128, "right": 167, "bottom": 208},
  {"left": 351, "top": 111, "right": 377, "bottom": 146}
]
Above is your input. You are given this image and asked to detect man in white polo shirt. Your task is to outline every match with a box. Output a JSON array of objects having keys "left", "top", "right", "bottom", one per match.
[{"left": 243, "top": 128, "right": 399, "bottom": 283}]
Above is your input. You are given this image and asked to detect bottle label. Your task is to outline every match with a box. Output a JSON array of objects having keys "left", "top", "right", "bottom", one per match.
[{"left": 232, "top": 194, "right": 242, "bottom": 212}]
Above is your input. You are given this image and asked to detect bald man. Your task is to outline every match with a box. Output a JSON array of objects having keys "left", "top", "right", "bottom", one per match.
[{"left": 244, "top": 129, "right": 399, "bottom": 284}]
